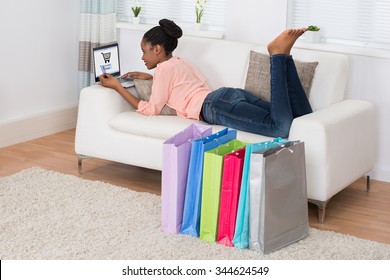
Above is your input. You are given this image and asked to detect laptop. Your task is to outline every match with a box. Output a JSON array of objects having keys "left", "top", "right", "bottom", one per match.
[{"left": 92, "top": 43, "right": 134, "bottom": 88}]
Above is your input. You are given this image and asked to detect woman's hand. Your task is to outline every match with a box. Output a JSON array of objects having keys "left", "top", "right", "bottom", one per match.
[
  {"left": 121, "top": 71, "right": 153, "bottom": 80},
  {"left": 99, "top": 73, "right": 140, "bottom": 109},
  {"left": 99, "top": 73, "right": 121, "bottom": 90}
]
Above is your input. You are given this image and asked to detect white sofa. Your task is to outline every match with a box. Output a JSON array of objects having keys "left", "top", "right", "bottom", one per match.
[{"left": 75, "top": 36, "right": 376, "bottom": 222}]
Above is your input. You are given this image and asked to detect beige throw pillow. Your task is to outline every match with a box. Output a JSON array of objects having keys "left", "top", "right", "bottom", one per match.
[
  {"left": 245, "top": 51, "right": 318, "bottom": 102},
  {"left": 134, "top": 79, "right": 177, "bottom": 116}
]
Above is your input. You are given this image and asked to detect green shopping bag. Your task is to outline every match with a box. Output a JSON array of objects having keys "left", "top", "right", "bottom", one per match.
[{"left": 200, "top": 139, "right": 247, "bottom": 243}]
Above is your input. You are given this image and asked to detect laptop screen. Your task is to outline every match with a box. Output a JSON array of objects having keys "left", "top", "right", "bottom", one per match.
[{"left": 93, "top": 43, "right": 121, "bottom": 82}]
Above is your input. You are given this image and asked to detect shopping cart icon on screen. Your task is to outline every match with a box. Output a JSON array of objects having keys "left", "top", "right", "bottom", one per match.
[{"left": 101, "top": 52, "right": 111, "bottom": 63}]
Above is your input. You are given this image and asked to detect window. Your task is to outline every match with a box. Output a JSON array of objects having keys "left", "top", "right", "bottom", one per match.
[
  {"left": 117, "top": 0, "right": 226, "bottom": 32},
  {"left": 288, "top": 0, "right": 390, "bottom": 50}
]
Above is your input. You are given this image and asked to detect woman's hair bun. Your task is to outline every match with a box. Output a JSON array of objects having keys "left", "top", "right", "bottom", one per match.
[{"left": 159, "top": 19, "right": 183, "bottom": 39}]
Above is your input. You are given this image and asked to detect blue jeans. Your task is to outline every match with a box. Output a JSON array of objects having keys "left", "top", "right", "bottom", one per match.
[{"left": 201, "top": 55, "right": 313, "bottom": 138}]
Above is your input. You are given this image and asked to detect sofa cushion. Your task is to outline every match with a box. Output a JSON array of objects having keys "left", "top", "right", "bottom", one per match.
[
  {"left": 175, "top": 36, "right": 256, "bottom": 89},
  {"left": 134, "top": 79, "right": 177, "bottom": 116},
  {"left": 109, "top": 111, "right": 273, "bottom": 144},
  {"left": 109, "top": 111, "right": 203, "bottom": 139},
  {"left": 245, "top": 51, "right": 318, "bottom": 102}
]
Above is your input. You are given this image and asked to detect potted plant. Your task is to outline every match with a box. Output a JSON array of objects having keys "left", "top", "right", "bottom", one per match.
[
  {"left": 131, "top": 0, "right": 142, "bottom": 24},
  {"left": 305, "top": 25, "right": 321, "bottom": 43},
  {"left": 195, "top": 0, "right": 207, "bottom": 30}
]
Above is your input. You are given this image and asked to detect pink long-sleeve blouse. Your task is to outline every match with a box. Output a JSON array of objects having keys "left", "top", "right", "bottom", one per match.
[{"left": 136, "top": 56, "right": 212, "bottom": 120}]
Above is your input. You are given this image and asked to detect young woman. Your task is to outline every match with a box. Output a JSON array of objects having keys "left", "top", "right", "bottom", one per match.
[{"left": 99, "top": 19, "right": 313, "bottom": 138}]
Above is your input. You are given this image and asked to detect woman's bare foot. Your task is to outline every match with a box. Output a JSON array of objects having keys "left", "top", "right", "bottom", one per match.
[{"left": 267, "top": 28, "right": 307, "bottom": 56}]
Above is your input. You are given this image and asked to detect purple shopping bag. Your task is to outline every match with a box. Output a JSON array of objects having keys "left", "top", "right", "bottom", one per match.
[{"left": 161, "top": 123, "right": 212, "bottom": 233}]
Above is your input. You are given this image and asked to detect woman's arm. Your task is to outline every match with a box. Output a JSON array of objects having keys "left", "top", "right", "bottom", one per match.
[
  {"left": 99, "top": 73, "right": 140, "bottom": 109},
  {"left": 121, "top": 71, "right": 153, "bottom": 80}
]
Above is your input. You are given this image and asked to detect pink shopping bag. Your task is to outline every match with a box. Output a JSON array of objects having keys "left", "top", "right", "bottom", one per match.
[
  {"left": 161, "top": 123, "right": 212, "bottom": 233},
  {"left": 217, "top": 148, "right": 246, "bottom": 247}
]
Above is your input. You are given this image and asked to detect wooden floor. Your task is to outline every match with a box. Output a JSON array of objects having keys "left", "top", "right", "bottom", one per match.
[{"left": 1, "top": 129, "right": 390, "bottom": 244}]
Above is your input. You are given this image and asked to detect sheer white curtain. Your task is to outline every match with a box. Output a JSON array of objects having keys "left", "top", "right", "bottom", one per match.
[
  {"left": 288, "top": 0, "right": 390, "bottom": 49},
  {"left": 117, "top": 0, "right": 226, "bottom": 32}
]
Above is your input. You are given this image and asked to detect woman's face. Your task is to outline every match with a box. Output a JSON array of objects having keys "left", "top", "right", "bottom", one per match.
[{"left": 140, "top": 40, "right": 160, "bottom": 70}]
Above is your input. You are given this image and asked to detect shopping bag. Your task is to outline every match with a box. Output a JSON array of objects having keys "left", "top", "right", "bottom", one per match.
[
  {"left": 249, "top": 141, "right": 309, "bottom": 254},
  {"left": 161, "top": 123, "right": 212, "bottom": 233},
  {"left": 200, "top": 139, "right": 247, "bottom": 242},
  {"left": 217, "top": 147, "right": 246, "bottom": 247},
  {"left": 180, "top": 128, "right": 237, "bottom": 236},
  {"left": 232, "top": 137, "right": 288, "bottom": 249}
]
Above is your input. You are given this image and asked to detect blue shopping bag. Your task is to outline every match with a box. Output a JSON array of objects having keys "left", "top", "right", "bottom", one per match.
[
  {"left": 180, "top": 128, "right": 237, "bottom": 236},
  {"left": 232, "top": 137, "right": 288, "bottom": 248}
]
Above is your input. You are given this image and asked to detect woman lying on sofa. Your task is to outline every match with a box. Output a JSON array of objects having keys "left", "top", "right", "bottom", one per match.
[{"left": 99, "top": 19, "right": 312, "bottom": 138}]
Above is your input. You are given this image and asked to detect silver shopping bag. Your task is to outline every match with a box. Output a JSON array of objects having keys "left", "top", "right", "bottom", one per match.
[{"left": 249, "top": 141, "right": 309, "bottom": 254}]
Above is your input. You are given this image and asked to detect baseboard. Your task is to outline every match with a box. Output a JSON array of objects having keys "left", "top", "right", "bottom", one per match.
[
  {"left": 368, "top": 168, "right": 390, "bottom": 183},
  {"left": 0, "top": 105, "right": 78, "bottom": 148}
]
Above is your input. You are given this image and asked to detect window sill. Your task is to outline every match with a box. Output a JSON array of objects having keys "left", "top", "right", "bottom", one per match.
[
  {"left": 116, "top": 22, "right": 224, "bottom": 39},
  {"left": 295, "top": 40, "right": 390, "bottom": 59}
]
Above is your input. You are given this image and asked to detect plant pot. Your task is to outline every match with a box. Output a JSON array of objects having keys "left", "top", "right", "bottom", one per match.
[
  {"left": 305, "top": 30, "right": 321, "bottom": 43},
  {"left": 194, "top": 22, "right": 202, "bottom": 31},
  {"left": 132, "top": 17, "right": 140, "bottom": 24}
]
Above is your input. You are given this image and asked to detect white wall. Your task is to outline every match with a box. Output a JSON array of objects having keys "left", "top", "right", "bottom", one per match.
[
  {"left": 0, "top": 0, "right": 80, "bottom": 124},
  {"left": 345, "top": 55, "right": 390, "bottom": 182}
]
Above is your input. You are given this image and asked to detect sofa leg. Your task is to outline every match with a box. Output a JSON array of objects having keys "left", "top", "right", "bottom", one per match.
[
  {"left": 308, "top": 199, "right": 329, "bottom": 224},
  {"left": 77, "top": 154, "right": 90, "bottom": 176},
  {"left": 366, "top": 175, "right": 371, "bottom": 192}
]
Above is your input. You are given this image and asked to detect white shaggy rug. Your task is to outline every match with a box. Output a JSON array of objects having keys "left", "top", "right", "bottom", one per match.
[{"left": 1, "top": 167, "right": 389, "bottom": 260}]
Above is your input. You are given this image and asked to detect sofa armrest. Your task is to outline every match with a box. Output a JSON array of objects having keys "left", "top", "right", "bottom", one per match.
[
  {"left": 76, "top": 85, "right": 135, "bottom": 130},
  {"left": 289, "top": 99, "right": 376, "bottom": 200}
]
